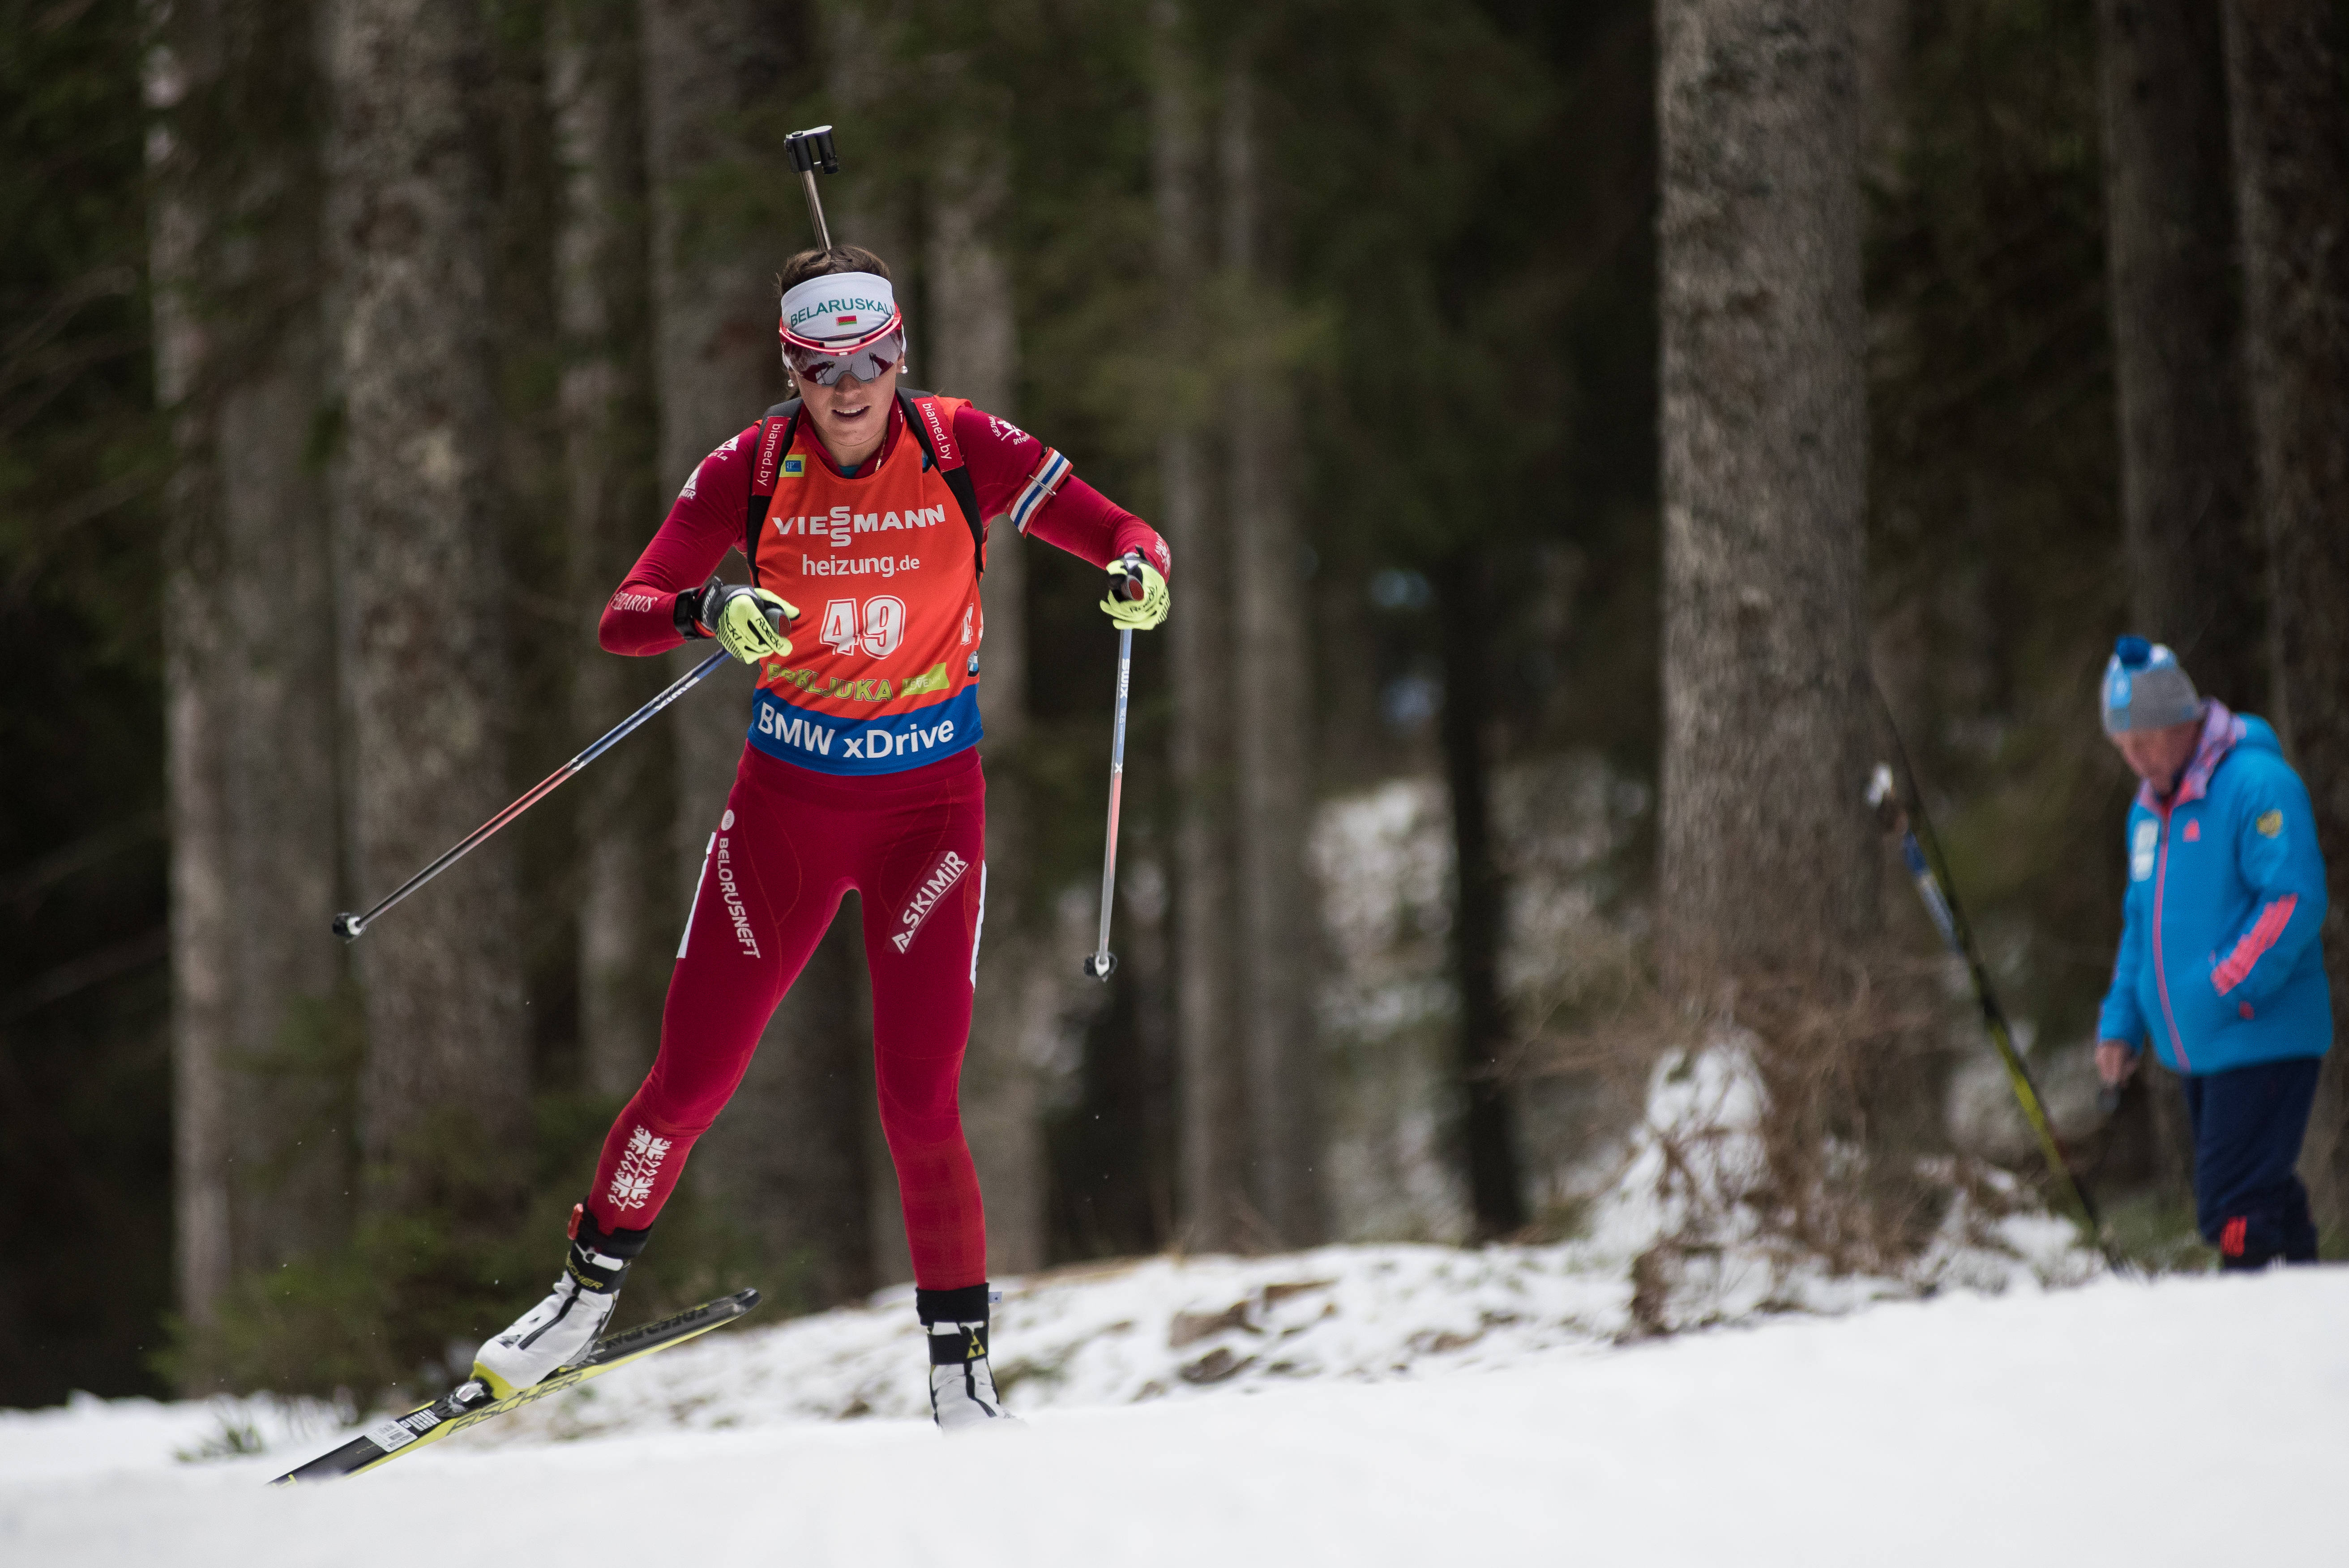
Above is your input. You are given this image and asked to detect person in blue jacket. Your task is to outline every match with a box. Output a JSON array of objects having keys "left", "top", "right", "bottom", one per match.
[{"left": 2095, "top": 636, "right": 2331, "bottom": 1268}]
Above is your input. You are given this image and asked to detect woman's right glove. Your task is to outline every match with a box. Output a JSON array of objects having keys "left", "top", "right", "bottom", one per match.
[{"left": 690, "top": 579, "right": 798, "bottom": 664}]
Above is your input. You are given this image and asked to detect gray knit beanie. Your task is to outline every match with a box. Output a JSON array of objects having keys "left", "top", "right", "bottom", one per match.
[{"left": 2101, "top": 635, "right": 2202, "bottom": 735}]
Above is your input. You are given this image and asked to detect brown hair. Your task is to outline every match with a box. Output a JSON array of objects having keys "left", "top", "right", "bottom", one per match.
[{"left": 777, "top": 245, "right": 893, "bottom": 296}]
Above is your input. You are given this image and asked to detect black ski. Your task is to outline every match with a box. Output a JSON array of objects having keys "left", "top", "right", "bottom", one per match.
[{"left": 268, "top": 1288, "right": 762, "bottom": 1486}]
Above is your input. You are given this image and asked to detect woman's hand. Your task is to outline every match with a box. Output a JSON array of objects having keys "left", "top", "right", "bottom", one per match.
[
  {"left": 1101, "top": 553, "right": 1168, "bottom": 631},
  {"left": 698, "top": 580, "right": 799, "bottom": 664}
]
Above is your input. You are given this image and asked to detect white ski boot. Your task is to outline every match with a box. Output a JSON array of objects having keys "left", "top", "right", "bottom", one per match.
[
  {"left": 920, "top": 1284, "right": 1022, "bottom": 1434},
  {"left": 471, "top": 1205, "right": 645, "bottom": 1399}
]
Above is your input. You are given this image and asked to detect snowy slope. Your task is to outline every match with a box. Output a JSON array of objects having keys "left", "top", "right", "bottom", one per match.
[
  {"left": 8, "top": 1265, "right": 2349, "bottom": 1567},
  {"left": 4, "top": 1046, "right": 2326, "bottom": 1565}
]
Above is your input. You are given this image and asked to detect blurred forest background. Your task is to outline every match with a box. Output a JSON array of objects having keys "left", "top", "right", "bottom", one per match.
[{"left": 5, "top": 0, "right": 2348, "bottom": 1408}]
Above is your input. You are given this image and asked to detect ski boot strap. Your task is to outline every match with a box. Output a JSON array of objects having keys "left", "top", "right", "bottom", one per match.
[
  {"left": 565, "top": 1201, "right": 651, "bottom": 1295},
  {"left": 917, "top": 1282, "right": 995, "bottom": 1366},
  {"left": 915, "top": 1282, "right": 993, "bottom": 1325}
]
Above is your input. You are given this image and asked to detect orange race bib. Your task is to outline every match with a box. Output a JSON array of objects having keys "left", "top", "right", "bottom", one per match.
[{"left": 742, "top": 394, "right": 985, "bottom": 775}]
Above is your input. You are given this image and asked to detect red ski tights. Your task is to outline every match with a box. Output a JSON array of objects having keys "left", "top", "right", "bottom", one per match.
[{"left": 586, "top": 744, "right": 988, "bottom": 1288}]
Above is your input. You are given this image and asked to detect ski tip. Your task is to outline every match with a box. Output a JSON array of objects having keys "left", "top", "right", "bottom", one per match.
[{"left": 734, "top": 1286, "right": 762, "bottom": 1312}]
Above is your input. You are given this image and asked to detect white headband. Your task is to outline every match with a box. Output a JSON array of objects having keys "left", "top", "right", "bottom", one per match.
[{"left": 779, "top": 271, "right": 901, "bottom": 350}]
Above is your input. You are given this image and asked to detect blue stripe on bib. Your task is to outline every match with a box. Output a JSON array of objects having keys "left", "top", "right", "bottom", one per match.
[{"left": 746, "top": 685, "right": 982, "bottom": 776}]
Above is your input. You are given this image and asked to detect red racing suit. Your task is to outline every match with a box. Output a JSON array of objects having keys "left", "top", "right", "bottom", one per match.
[{"left": 585, "top": 393, "right": 1167, "bottom": 1290}]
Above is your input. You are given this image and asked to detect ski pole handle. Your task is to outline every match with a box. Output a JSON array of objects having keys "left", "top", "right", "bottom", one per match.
[{"left": 332, "top": 648, "right": 734, "bottom": 942}]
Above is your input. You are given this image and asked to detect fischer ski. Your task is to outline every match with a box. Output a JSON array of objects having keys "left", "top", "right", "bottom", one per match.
[{"left": 268, "top": 1288, "right": 761, "bottom": 1486}]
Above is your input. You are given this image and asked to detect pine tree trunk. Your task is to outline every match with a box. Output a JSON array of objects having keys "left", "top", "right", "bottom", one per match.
[
  {"left": 553, "top": 0, "right": 671, "bottom": 1097},
  {"left": 1656, "top": 0, "right": 1875, "bottom": 992},
  {"left": 1168, "top": 419, "right": 1246, "bottom": 1249},
  {"left": 823, "top": 0, "right": 914, "bottom": 276},
  {"left": 1220, "top": 60, "right": 1324, "bottom": 1248},
  {"left": 1154, "top": 0, "right": 1248, "bottom": 1251},
  {"left": 217, "top": 327, "right": 346, "bottom": 1267},
  {"left": 150, "top": 13, "right": 233, "bottom": 1332},
  {"left": 2096, "top": 0, "right": 2263, "bottom": 708},
  {"left": 2220, "top": 0, "right": 2349, "bottom": 1232},
  {"left": 323, "top": 0, "right": 529, "bottom": 1217},
  {"left": 926, "top": 102, "right": 1047, "bottom": 1277},
  {"left": 152, "top": 0, "right": 348, "bottom": 1346},
  {"left": 153, "top": 159, "right": 234, "bottom": 1329},
  {"left": 163, "top": 586, "right": 235, "bottom": 1343},
  {"left": 1436, "top": 551, "right": 1525, "bottom": 1236}
]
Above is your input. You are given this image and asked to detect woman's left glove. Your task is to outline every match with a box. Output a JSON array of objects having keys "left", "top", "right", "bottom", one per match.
[
  {"left": 1101, "top": 553, "right": 1168, "bottom": 631},
  {"left": 695, "top": 579, "right": 798, "bottom": 664}
]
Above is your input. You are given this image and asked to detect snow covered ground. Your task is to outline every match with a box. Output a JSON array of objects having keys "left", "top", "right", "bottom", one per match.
[
  {"left": 4, "top": 1050, "right": 2331, "bottom": 1564},
  {"left": 7, "top": 1258, "right": 2348, "bottom": 1567}
]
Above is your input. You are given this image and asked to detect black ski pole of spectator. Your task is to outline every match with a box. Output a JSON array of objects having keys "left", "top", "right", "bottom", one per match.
[{"left": 1867, "top": 746, "right": 2127, "bottom": 1274}]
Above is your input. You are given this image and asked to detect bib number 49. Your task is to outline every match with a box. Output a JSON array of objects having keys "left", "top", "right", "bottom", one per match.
[{"left": 820, "top": 596, "right": 905, "bottom": 658}]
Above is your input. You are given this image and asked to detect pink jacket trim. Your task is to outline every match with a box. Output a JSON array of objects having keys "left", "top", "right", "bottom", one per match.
[{"left": 2213, "top": 893, "right": 2298, "bottom": 995}]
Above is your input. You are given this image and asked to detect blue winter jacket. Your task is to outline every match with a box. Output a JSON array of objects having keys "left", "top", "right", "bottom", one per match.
[{"left": 2097, "top": 703, "right": 2332, "bottom": 1075}]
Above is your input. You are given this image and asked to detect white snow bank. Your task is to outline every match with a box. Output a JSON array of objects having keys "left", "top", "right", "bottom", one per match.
[
  {"left": 8, "top": 1267, "right": 2347, "bottom": 1567},
  {"left": 0, "top": 1389, "right": 346, "bottom": 1483},
  {"left": 442, "top": 1044, "right": 2096, "bottom": 1440},
  {"left": 0, "top": 1046, "right": 2100, "bottom": 1465},
  {"left": 0, "top": 1046, "right": 2152, "bottom": 1566}
]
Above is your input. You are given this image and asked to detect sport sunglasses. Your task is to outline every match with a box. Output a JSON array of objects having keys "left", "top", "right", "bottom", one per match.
[
  {"left": 784, "top": 332, "right": 905, "bottom": 387},
  {"left": 781, "top": 312, "right": 906, "bottom": 388}
]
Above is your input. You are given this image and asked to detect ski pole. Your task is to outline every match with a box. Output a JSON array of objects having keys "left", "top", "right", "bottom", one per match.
[
  {"left": 1866, "top": 760, "right": 2126, "bottom": 1273},
  {"left": 785, "top": 125, "right": 840, "bottom": 248},
  {"left": 1083, "top": 557, "right": 1144, "bottom": 979},
  {"left": 333, "top": 648, "right": 733, "bottom": 942}
]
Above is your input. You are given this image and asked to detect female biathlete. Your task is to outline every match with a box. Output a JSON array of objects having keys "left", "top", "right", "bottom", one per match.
[{"left": 471, "top": 247, "right": 1170, "bottom": 1431}]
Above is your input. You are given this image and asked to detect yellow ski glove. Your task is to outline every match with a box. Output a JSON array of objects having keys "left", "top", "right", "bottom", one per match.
[
  {"left": 1101, "top": 554, "right": 1168, "bottom": 631},
  {"left": 698, "top": 580, "right": 798, "bottom": 665}
]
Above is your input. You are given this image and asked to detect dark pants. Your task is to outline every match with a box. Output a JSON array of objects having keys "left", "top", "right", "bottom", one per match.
[{"left": 2180, "top": 1056, "right": 2323, "bottom": 1268}]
